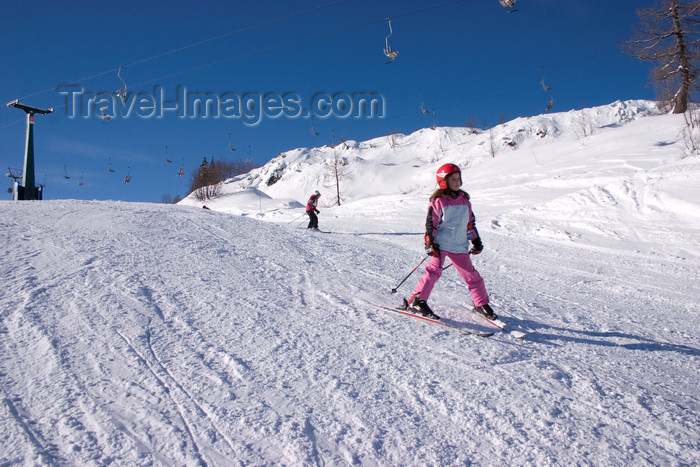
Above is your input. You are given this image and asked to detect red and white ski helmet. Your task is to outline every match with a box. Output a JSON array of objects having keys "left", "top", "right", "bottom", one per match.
[{"left": 436, "top": 163, "right": 461, "bottom": 189}]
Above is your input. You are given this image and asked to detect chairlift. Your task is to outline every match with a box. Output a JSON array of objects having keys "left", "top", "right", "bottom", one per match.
[
  {"left": 108, "top": 157, "right": 115, "bottom": 173},
  {"left": 420, "top": 93, "right": 430, "bottom": 115},
  {"left": 227, "top": 133, "right": 236, "bottom": 152},
  {"left": 383, "top": 18, "right": 399, "bottom": 62},
  {"left": 541, "top": 67, "right": 552, "bottom": 92},
  {"left": 499, "top": 0, "right": 518, "bottom": 12},
  {"left": 115, "top": 65, "right": 128, "bottom": 100},
  {"left": 78, "top": 171, "right": 84, "bottom": 186},
  {"left": 124, "top": 166, "right": 132, "bottom": 184},
  {"left": 431, "top": 110, "right": 437, "bottom": 130},
  {"left": 541, "top": 67, "right": 554, "bottom": 112},
  {"left": 64, "top": 165, "right": 70, "bottom": 180},
  {"left": 6, "top": 168, "right": 22, "bottom": 194},
  {"left": 165, "top": 145, "right": 173, "bottom": 163},
  {"left": 310, "top": 116, "right": 319, "bottom": 136},
  {"left": 178, "top": 159, "right": 185, "bottom": 177},
  {"left": 99, "top": 110, "right": 111, "bottom": 122}
]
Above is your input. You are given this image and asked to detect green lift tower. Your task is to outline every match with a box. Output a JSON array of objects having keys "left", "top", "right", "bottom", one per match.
[{"left": 7, "top": 99, "right": 53, "bottom": 200}]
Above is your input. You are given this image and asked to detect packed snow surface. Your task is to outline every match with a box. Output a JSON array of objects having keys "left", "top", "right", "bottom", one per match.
[{"left": 2, "top": 101, "right": 699, "bottom": 465}]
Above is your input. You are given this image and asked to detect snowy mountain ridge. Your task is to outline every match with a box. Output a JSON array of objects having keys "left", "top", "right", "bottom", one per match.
[
  {"left": 183, "top": 100, "right": 664, "bottom": 209},
  {"left": 182, "top": 99, "right": 699, "bottom": 258}
]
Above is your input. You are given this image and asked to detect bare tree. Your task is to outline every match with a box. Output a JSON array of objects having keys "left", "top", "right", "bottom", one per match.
[
  {"left": 487, "top": 127, "right": 497, "bottom": 158},
  {"left": 385, "top": 129, "right": 400, "bottom": 149},
  {"left": 682, "top": 105, "right": 700, "bottom": 155},
  {"left": 326, "top": 152, "right": 348, "bottom": 206},
  {"left": 623, "top": 0, "right": 700, "bottom": 113},
  {"left": 188, "top": 157, "right": 258, "bottom": 200},
  {"left": 193, "top": 183, "right": 221, "bottom": 202},
  {"left": 463, "top": 115, "right": 480, "bottom": 134}
]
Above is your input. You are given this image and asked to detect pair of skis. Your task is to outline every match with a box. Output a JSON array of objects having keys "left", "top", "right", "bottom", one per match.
[
  {"left": 373, "top": 301, "right": 527, "bottom": 339},
  {"left": 469, "top": 311, "right": 528, "bottom": 340}
]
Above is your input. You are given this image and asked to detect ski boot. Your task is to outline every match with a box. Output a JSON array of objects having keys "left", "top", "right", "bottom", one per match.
[
  {"left": 473, "top": 304, "right": 497, "bottom": 320},
  {"left": 407, "top": 297, "right": 440, "bottom": 320}
]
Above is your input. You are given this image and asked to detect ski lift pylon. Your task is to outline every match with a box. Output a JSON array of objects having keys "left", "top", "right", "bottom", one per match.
[{"left": 383, "top": 18, "right": 399, "bottom": 62}]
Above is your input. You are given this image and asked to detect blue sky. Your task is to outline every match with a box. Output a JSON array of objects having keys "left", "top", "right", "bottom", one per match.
[{"left": 1, "top": 0, "right": 657, "bottom": 202}]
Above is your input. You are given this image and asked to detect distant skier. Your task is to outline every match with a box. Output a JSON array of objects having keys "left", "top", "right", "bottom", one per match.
[
  {"left": 306, "top": 190, "right": 321, "bottom": 229},
  {"left": 407, "top": 164, "right": 495, "bottom": 320}
]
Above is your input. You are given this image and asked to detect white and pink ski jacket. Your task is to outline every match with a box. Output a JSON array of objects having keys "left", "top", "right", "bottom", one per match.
[{"left": 425, "top": 190, "right": 479, "bottom": 254}]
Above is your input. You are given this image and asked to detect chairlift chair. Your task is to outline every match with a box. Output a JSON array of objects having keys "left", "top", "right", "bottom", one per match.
[
  {"left": 499, "top": 0, "right": 516, "bottom": 7},
  {"left": 383, "top": 18, "right": 399, "bottom": 62},
  {"left": 541, "top": 67, "right": 554, "bottom": 111},
  {"left": 227, "top": 133, "right": 236, "bottom": 152},
  {"left": 420, "top": 93, "right": 430, "bottom": 115},
  {"left": 165, "top": 146, "right": 173, "bottom": 163},
  {"left": 546, "top": 97, "right": 554, "bottom": 112},
  {"left": 6, "top": 167, "right": 22, "bottom": 181},
  {"left": 115, "top": 66, "right": 128, "bottom": 100}
]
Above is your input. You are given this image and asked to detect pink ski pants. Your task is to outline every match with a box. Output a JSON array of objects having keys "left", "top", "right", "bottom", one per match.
[{"left": 412, "top": 251, "right": 489, "bottom": 307}]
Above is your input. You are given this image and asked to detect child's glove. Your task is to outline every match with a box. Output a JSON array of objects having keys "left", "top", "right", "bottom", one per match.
[
  {"left": 424, "top": 236, "right": 440, "bottom": 257},
  {"left": 470, "top": 238, "right": 483, "bottom": 255}
]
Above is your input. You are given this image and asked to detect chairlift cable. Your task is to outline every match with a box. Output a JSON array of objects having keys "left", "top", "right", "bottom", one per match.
[
  {"left": 14, "top": 0, "right": 471, "bottom": 104},
  {"left": 13, "top": 0, "right": 351, "bottom": 103}
]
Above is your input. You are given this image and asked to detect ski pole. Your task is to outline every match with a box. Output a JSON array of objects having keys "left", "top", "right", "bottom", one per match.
[
  {"left": 391, "top": 255, "right": 428, "bottom": 294},
  {"left": 289, "top": 212, "right": 306, "bottom": 224}
]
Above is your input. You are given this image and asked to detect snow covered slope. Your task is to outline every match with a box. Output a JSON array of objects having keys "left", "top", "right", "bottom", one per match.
[
  {"left": 2, "top": 100, "right": 699, "bottom": 464},
  {"left": 182, "top": 100, "right": 700, "bottom": 258}
]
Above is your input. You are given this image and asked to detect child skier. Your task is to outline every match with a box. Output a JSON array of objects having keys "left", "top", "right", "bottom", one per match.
[
  {"left": 407, "top": 163, "right": 495, "bottom": 320},
  {"left": 306, "top": 190, "right": 321, "bottom": 229}
]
